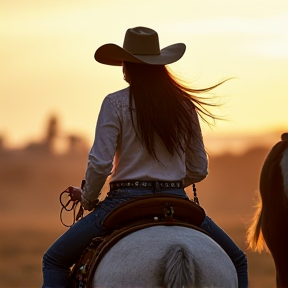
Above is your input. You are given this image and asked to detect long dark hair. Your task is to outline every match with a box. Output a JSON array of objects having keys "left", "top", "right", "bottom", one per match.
[{"left": 124, "top": 61, "right": 227, "bottom": 159}]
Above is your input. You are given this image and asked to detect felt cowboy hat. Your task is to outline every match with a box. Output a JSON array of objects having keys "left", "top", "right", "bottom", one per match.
[{"left": 94, "top": 26, "right": 186, "bottom": 66}]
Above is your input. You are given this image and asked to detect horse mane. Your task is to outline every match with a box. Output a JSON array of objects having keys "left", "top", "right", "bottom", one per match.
[{"left": 246, "top": 193, "right": 269, "bottom": 252}]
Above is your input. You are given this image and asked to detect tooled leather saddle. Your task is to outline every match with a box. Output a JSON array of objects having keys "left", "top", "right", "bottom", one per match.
[{"left": 68, "top": 194, "right": 206, "bottom": 288}]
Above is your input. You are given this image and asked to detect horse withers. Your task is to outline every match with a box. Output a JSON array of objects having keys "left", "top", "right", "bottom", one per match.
[
  {"left": 70, "top": 194, "right": 238, "bottom": 288},
  {"left": 247, "top": 133, "right": 288, "bottom": 288}
]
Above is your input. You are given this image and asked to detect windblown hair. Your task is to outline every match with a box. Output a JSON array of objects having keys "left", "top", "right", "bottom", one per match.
[{"left": 124, "top": 62, "right": 227, "bottom": 159}]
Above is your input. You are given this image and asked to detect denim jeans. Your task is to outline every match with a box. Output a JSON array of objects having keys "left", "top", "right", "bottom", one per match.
[
  {"left": 201, "top": 216, "right": 248, "bottom": 288},
  {"left": 42, "top": 188, "right": 247, "bottom": 288}
]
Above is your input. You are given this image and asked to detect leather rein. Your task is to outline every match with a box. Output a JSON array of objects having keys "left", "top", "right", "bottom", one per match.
[{"left": 59, "top": 189, "right": 84, "bottom": 228}]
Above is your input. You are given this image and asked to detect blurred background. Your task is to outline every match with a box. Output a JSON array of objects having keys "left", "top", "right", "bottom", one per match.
[{"left": 1, "top": 0, "right": 287, "bottom": 287}]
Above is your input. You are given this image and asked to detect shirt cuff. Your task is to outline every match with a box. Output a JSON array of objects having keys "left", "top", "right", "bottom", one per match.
[{"left": 81, "top": 194, "right": 98, "bottom": 211}]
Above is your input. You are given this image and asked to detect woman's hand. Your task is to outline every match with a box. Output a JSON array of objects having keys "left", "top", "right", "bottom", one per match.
[{"left": 66, "top": 186, "right": 82, "bottom": 201}]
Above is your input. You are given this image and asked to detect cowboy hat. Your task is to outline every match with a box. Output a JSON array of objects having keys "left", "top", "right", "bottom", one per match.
[{"left": 94, "top": 26, "right": 186, "bottom": 66}]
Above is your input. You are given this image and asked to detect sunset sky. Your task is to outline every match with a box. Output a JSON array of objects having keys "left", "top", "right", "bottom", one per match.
[{"left": 1, "top": 0, "right": 287, "bottom": 154}]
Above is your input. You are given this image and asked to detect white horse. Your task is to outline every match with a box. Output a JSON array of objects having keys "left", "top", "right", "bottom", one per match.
[{"left": 93, "top": 225, "right": 237, "bottom": 288}]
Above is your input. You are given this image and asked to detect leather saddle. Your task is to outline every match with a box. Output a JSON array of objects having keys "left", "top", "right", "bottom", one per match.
[
  {"left": 103, "top": 193, "right": 205, "bottom": 229},
  {"left": 69, "top": 194, "right": 206, "bottom": 288}
]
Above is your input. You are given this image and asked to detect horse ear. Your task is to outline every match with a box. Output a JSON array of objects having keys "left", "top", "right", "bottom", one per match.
[{"left": 281, "top": 133, "right": 288, "bottom": 141}]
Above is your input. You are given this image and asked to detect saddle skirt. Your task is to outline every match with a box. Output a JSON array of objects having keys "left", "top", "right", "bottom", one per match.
[{"left": 69, "top": 194, "right": 206, "bottom": 288}]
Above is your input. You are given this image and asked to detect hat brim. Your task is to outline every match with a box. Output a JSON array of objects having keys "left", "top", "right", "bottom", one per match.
[{"left": 95, "top": 43, "right": 186, "bottom": 66}]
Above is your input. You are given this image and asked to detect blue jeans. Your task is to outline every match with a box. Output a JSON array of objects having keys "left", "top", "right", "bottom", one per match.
[
  {"left": 42, "top": 188, "right": 247, "bottom": 288},
  {"left": 201, "top": 216, "right": 248, "bottom": 288}
]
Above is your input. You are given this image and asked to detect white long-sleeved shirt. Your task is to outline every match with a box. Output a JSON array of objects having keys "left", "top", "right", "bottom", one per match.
[{"left": 82, "top": 87, "right": 208, "bottom": 204}]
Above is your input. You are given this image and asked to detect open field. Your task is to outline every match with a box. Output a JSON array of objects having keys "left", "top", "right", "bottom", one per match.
[{"left": 0, "top": 146, "right": 277, "bottom": 288}]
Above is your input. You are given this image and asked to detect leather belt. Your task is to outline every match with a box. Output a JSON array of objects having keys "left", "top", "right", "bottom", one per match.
[{"left": 110, "top": 180, "right": 183, "bottom": 191}]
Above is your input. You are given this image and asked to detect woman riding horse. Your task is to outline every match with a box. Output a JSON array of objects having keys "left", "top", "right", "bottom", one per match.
[{"left": 42, "top": 26, "right": 248, "bottom": 288}]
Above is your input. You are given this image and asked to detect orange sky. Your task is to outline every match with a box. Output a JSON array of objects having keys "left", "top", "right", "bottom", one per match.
[{"left": 0, "top": 0, "right": 287, "bottom": 154}]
